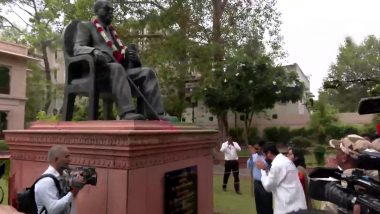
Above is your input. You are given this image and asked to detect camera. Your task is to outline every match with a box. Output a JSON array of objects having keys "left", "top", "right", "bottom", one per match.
[
  {"left": 61, "top": 166, "right": 97, "bottom": 192},
  {"left": 70, "top": 166, "right": 97, "bottom": 186},
  {"left": 309, "top": 167, "right": 380, "bottom": 213},
  {"left": 308, "top": 96, "right": 380, "bottom": 213}
]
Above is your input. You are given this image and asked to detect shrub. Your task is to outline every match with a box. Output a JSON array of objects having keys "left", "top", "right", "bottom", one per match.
[
  {"left": 359, "top": 125, "right": 377, "bottom": 140},
  {"left": 278, "top": 126, "right": 291, "bottom": 143},
  {"left": 326, "top": 124, "right": 360, "bottom": 140},
  {"left": 342, "top": 125, "right": 360, "bottom": 136},
  {"left": 290, "top": 136, "right": 311, "bottom": 149},
  {"left": 36, "top": 111, "right": 60, "bottom": 121},
  {"left": 313, "top": 146, "right": 326, "bottom": 165},
  {"left": 264, "top": 127, "right": 280, "bottom": 142},
  {"left": 290, "top": 127, "right": 312, "bottom": 138},
  {"left": 247, "top": 127, "right": 259, "bottom": 145},
  {"left": 0, "top": 140, "right": 8, "bottom": 151}
]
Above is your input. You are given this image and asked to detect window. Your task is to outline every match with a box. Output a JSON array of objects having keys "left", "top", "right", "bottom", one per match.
[
  {"left": 0, "top": 66, "right": 10, "bottom": 94},
  {"left": 0, "top": 112, "right": 7, "bottom": 132},
  {"left": 209, "top": 116, "right": 213, "bottom": 121},
  {"left": 272, "top": 114, "right": 278, "bottom": 119}
]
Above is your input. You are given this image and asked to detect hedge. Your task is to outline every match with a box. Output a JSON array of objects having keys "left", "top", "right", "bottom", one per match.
[{"left": 290, "top": 136, "right": 311, "bottom": 149}]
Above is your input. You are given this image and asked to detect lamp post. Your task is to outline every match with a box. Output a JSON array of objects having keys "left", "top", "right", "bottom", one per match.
[{"left": 191, "top": 96, "right": 196, "bottom": 123}]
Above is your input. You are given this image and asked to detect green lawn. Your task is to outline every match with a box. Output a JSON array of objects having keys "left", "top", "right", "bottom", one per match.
[
  {"left": 214, "top": 175, "right": 256, "bottom": 214},
  {"left": 0, "top": 140, "right": 8, "bottom": 151}
]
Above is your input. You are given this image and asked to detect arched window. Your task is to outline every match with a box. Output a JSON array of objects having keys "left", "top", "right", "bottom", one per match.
[{"left": 0, "top": 66, "right": 10, "bottom": 94}]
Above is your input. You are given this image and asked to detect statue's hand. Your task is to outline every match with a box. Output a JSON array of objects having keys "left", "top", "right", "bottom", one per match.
[
  {"left": 93, "top": 49, "right": 107, "bottom": 64},
  {"left": 126, "top": 44, "right": 141, "bottom": 68},
  {"left": 127, "top": 49, "right": 139, "bottom": 61}
]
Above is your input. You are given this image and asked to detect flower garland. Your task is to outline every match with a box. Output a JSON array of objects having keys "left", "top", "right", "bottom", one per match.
[{"left": 92, "top": 18, "right": 126, "bottom": 63}]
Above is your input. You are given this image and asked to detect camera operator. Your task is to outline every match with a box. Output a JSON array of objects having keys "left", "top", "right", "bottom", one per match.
[
  {"left": 34, "top": 145, "right": 86, "bottom": 214},
  {"left": 320, "top": 134, "right": 379, "bottom": 213},
  {"left": 220, "top": 136, "right": 242, "bottom": 194}
]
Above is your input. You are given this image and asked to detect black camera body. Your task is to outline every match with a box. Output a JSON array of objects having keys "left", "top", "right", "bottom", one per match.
[
  {"left": 72, "top": 166, "right": 97, "bottom": 186},
  {"left": 309, "top": 167, "right": 380, "bottom": 214},
  {"left": 61, "top": 166, "right": 97, "bottom": 193}
]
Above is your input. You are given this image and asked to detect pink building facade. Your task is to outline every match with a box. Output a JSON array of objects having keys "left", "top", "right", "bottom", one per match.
[{"left": 0, "top": 41, "right": 34, "bottom": 130}]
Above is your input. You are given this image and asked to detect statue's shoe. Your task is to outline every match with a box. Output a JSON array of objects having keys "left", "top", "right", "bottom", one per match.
[{"left": 121, "top": 113, "right": 146, "bottom": 120}]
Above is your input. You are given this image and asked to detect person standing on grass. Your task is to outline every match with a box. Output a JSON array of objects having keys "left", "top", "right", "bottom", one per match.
[
  {"left": 256, "top": 144, "right": 307, "bottom": 214},
  {"left": 247, "top": 140, "right": 273, "bottom": 214},
  {"left": 287, "top": 148, "right": 312, "bottom": 209},
  {"left": 220, "top": 136, "right": 242, "bottom": 194},
  {"left": 247, "top": 144, "right": 257, "bottom": 198}
]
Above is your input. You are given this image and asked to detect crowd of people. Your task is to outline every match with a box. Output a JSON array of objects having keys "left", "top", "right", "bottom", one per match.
[{"left": 220, "top": 134, "right": 380, "bottom": 214}]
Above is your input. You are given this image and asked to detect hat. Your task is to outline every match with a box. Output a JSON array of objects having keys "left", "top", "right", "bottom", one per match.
[
  {"left": 369, "top": 138, "right": 380, "bottom": 152},
  {"left": 329, "top": 134, "right": 372, "bottom": 159}
]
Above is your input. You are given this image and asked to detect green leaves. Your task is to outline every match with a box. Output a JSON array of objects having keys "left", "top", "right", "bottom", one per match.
[
  {"left": 204, "top": 48, "right": 304, "bottom": 119},
  {"left": 323, "top": 36, "right": 380, "bottom": 112}
]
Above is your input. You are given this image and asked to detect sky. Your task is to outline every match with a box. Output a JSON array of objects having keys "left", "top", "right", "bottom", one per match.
[
  {"left": 3, "top": 0, "right": 380, "bottom": 98},
  {"left": 276, "top": 0, "right": 380, "bottom": 97}
]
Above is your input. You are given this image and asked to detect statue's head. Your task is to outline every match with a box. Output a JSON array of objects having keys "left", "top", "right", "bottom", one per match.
[{"left": 94, "top": 0, "right": 113, "bottom": 26}]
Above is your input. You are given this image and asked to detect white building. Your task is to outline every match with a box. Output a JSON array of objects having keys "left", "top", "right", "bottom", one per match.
[{"left": 182, "top": 63, "right": 311, "bottom": 133}]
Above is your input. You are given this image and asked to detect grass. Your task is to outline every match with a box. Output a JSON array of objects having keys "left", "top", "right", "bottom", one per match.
[
  {"left": 237, "top": 149, "right": 251, "bottom": 157},
  {"left": 0, "top": 140, "right": 8, "bottom": 151},
  {"left": 0, "top": 160, "right": 9, "bottom": 205},
  {"left": 214, "top": 174, "right": 322, "bottom": 213},
  {"left": 214, "top": 175, "right": 256, "bottom": 214}
]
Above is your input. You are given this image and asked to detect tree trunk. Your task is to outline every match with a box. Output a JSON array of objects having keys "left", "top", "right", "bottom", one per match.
[
  {"left": 217, "top": 111, "right": 229, "bottom": 142},
  {"left": 243, "top": 112, "right": 249, "bottom": 145},
  {"left": 243, "top": 111, "right": 254, "bottom": 146},
  {"left": 41, "top": 42, "right": 52, "bottom": 112},
  {"left": 213, "top": 0, "right": 229, "bottom": 141},
  {"left": 212, "top": 0, "right": 227, "bottom": 62}
]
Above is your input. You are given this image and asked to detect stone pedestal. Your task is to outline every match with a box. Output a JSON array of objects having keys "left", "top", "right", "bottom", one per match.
[{"left": 5, "top": 121, "right": 217, "bottom": 214}]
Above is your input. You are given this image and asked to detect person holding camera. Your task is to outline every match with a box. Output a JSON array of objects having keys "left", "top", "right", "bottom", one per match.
[
  {"left": 320, "top": 134, "right": 379, "bottom": 213},
  {"left": 220, "top": 136, "right": 242, "bottom": 194},
  {"left": 34, "top": 145, "right": 85, "bottom": 214}
]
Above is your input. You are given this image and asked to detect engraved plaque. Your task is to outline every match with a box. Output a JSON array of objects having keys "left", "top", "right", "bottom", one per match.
[{"left": 164, "top": 166, "right": 197, "bottom": 214}]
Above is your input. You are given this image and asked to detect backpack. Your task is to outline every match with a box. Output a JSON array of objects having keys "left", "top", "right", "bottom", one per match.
[{"left": 16, "top": 174, "right": 62, "bottom": 214}]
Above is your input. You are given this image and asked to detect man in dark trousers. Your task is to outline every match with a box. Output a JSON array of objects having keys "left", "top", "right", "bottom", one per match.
[
  {"left": 74, "top": 0, "right": 170, "bottom": 120},
  {"left": 247, "top": 140, "right": 273, "bottom": 214},
  {"left": 220, "top": 136, "right": 242, "bottom": 194}
]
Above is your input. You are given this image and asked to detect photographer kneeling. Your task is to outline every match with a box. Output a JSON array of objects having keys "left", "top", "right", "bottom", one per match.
[
  {"left": 35, "top": 145, "right": 86, "bottom": 214},
  {"left": 318, "top": 134, "right": 379, "bottom": 213}
]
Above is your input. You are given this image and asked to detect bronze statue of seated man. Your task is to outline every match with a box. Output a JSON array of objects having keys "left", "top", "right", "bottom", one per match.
[{"left": 74, "top": 0, "right": 171, "bottom": 121}]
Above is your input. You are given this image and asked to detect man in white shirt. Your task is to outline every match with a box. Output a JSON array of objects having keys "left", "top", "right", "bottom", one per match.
[
  {"left": 220, "top": 136, "right": 242, "bottom": 194},
  {"left": 35, "top": 145, "right": 84, "bottom": 214},
  {"left": 256, "top": 144, "right": 307, "bottom": 214}
]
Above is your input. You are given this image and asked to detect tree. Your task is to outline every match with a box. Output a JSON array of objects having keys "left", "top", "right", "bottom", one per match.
[
  {"left": 204, "top": 0, "right": 285, "bottom": 141},
  {"left": 0, "top": 0, "right": 68, "bottom": 111},
  {"left": 322, "top": 36, "right": 380, "bottom": 112},
  {"left": 309, "top": 93, "right": 338, "bottom": 143},
  {"left": 205, "top": 47, "right": 304, "bottom": 145},
  {"left": 1, "top": 0, "right": 285, "bottom": 127},
  {"left": 25, "top": 63, "right": 47, "bottom": 122}
]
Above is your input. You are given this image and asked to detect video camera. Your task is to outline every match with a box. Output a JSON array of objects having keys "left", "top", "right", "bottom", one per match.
[
  {"left": 69, "top": 166, "right": 97, "bottom": 186},
  {"left": 309, "top": 167, "right": 380, "bottom": 214},
  {"left": 61, "top": 166, "right": 97, "bottom": 192},
  {"left": 307, "top": 96, "right": 380, "bottom": 213}
]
